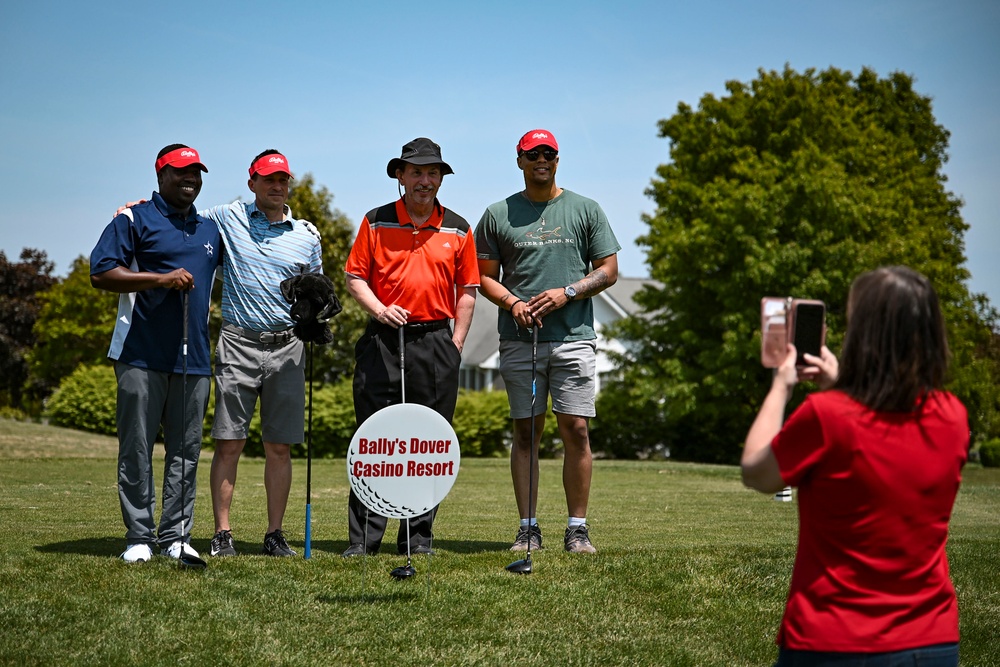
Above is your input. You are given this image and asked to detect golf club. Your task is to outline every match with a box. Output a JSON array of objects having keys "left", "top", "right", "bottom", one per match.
[
  {"left": 305, "top": 340, "right": 314, "bottom": 559},
  {"left": 178, "top": 290, "right": 206, "bottom": 570},
  {"left": 391, "top": 324, "right": 417, "bottom": 580},
  {"left": 506, "top": 323, "right": 539, "bottom": 575}
]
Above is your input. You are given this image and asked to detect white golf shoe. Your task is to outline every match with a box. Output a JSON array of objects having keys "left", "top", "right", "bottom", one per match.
[
  {"left": 163, "top": 541, "right": 202, "bottom": 561},
  {"left": 120, "top": 543, "right": 153, "bottom": 563}
]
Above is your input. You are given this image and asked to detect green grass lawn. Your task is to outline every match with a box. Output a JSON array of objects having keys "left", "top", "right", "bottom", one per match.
[{"left": 1, "top": 419, "right": 998, "bottom": 666}]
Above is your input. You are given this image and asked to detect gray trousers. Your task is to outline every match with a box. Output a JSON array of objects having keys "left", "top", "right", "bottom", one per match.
[{"left": 115, "top": 362, "right": 210, "bottom": 547}]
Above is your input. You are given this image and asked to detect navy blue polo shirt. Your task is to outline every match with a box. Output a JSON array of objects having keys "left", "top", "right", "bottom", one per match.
[{"left": 90, "top": 192, "right": 221, "bottom": 375}]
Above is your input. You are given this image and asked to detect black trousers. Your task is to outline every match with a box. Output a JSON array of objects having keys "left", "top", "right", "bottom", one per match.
[{"left": 348, "top": 320, "right": 461, "bottom": 553}]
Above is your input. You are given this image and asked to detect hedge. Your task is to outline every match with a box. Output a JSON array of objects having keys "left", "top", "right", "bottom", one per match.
[{"left": 44, "top": 368, "right": 533, "bottom": 459}]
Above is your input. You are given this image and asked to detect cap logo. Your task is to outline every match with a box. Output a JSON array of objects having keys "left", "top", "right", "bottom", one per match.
[
  {"left": 532, "top": 133, "right": 549, "bottom": 140},
  {"left": 181, "top": 150, "right": 196, "bottom": 157},
  {"left": 269, "top": 157, "right": 285, "bottom": 164}
]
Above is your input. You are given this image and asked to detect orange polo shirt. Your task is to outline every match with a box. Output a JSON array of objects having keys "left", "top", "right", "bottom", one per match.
[{"left": 345, "top": 199, "right": 479, "bottom": 322}]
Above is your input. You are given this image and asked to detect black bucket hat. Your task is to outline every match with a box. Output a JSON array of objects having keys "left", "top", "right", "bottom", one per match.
[{"left": 386, "top": 137, "right": 454, "bottom": 178}]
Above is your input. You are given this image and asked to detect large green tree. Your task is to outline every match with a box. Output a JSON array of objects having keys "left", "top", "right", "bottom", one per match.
[
  {"left": 287, "top": 173, "right": 366, "bottom": 384},
  {"left": 26, "top": 256, "right": 117, "bottom": 403},
  {"left": 0, "top": 249, "right": 57, "bottom": 411},
  {"left": 613, "top": 65, "right": 999, "bottom": 463}
]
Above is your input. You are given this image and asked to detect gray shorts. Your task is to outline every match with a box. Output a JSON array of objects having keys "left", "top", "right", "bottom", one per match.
[
  {"left": 212, "top": 324, "right": 306, "bottom": 444},
  {"left": 498, "top": 339, "right": 597, "bottom": 419}
]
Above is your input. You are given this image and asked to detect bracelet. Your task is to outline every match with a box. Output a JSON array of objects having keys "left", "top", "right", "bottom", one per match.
[{"left": 509, "top": 299, "right": 523, "bottom": 312}]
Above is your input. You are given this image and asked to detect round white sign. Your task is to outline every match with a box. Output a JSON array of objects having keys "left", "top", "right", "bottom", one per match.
[{"left": 346, "top": 403, "right": 461, "bottom": 519}]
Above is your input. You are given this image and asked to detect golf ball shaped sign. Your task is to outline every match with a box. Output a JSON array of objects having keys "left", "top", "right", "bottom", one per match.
[{"left": 347, "top": 403, "right": 461, "bottom": 519}]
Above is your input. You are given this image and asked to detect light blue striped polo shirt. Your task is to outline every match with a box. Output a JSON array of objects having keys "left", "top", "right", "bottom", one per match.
[{"left": 201, "top": 201, "right": 323, "bottom": 332}]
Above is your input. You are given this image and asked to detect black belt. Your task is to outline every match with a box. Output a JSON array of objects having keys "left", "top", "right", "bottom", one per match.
[
  {"left": 370, "top": 318, "right": 450, "bottom": 335},
  {"left": 223, "top": 323, "right": 295, "bottom": 345}
]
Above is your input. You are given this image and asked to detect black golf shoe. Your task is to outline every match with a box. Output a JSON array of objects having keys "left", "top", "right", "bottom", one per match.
[
  {"left": 510, "top": 524, "right": 543, "bottom": 551},
  {"left": 262, "top": 529, "right": 297, "bottom": 557},
  {"left": 564, "top": 524, "right": 597, "bottom": 554},
  {"left": 210, "top": 529, "right": 236, "bottom": 557},
  {"left": 341, "top": 543, "right": 367, "bottom": 558}
]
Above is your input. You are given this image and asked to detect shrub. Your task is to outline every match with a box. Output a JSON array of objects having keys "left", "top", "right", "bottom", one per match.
[
  {"left": 979, "top": 438, "right": 1000, "bottom": 468},
  {"left": 41, "top": 368, "right": 555, "bottom": 461},
  {"left": 45, "top": 364, "right": 118, "bottom": 435},
  {"left": 453, "top": 390, "right": 511, "bottom": 457},
  {"left": 0, "top": 406, "right": 31, "bottom": 421}
]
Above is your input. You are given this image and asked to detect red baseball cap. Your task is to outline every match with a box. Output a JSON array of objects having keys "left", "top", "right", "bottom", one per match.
[
  {"left": 249, "top": 153, "right": 293, "bottom": 178},
  {"left": 155, "top": 147, "right": 208, "bottom": 173},
  {"left": 517, "top": 129, "right": 559, "bottom": 154}
]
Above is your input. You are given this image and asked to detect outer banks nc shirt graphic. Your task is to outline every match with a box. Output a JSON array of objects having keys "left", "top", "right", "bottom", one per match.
[{"left": 515, "top": 224, "right": 575, "bottom": 249}]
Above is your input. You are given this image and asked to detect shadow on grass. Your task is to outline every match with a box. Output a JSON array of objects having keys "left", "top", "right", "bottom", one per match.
[
  {"left": 36, "top": 537, "right": 121, "bottom": 557},
  {"left": 300, "top": 538, "right": 509, "bottom": 555},
  {"left": 33, "top": 537, "right": 511, "bottom": 558}
]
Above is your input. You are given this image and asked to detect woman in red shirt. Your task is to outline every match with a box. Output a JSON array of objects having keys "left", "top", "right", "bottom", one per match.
[{"left": 742, "top": 266, "right": 967, "bottom": 667}]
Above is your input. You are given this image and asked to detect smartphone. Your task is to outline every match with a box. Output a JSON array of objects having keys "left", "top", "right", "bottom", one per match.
[
  {"left": 760, "top": 297, "right": 788, "bottom": 368},
  {"left": 789, "top": 299, "right": 826, "bottom": 367}
]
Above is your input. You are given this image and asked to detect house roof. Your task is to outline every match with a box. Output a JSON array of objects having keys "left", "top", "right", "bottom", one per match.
[{"left": 460, "top": 276, "right": 658, "bottom": 367}]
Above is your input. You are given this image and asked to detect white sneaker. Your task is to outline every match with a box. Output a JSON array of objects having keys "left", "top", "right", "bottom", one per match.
[
  {"left": 163, "top": 541, "right": 201, "bottom": 560},
  {"left": 120, "top": 543, "right": 153, "bottom": 563}
]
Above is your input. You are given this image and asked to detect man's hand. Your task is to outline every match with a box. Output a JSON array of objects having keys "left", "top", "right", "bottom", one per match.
[
  {"left": 161, "top": 268, "right": 195, "bottom": 291},
  {"left": 114, "top": 200, "right": 147, "bottom": 217},
  {"left": 375, "top": 304, "right": 410, "bottom": 328},
  {"left": 302, "top": 220, "right": 322, "bottom": 241}
]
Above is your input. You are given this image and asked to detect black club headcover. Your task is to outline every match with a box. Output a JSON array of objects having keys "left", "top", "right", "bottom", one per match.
[{"left": 279, "top": 272, "right": 342, "bottom": 344}]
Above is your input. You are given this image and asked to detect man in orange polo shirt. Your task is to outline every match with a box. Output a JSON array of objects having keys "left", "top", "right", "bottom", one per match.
[{"left": 342, "top": 137, "right": 479, "bottom": 557}]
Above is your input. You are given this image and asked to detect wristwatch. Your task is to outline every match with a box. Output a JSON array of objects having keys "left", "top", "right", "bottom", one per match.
[{"left": 564, "top": 285, "right": 577, "bottom": 301}]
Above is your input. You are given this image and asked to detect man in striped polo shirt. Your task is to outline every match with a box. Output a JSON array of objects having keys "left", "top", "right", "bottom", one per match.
[
  {"left": 342, "top": 137, "right": 479, "bottom": 557},
  {"left": 200, "top": 150, "right": 324, "bottom": 558}
]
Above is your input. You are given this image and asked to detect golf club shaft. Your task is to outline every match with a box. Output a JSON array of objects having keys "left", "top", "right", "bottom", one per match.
[
  {"left": 526, "top": 324, "right": 538, "bottom": 559},
  {"left": 305, "top": 340, "right": 314, "bottom": 559},
  {"left": 398, "top": 324, "right": 406, "bottom": 404},
  {"left": 180, "top": 290, "right": 190, "bottom": 561}
]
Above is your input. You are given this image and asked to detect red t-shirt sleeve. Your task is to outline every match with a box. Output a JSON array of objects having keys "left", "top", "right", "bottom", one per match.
[{"left": 771, "top": 396, "right": 828, "bottom": 488}]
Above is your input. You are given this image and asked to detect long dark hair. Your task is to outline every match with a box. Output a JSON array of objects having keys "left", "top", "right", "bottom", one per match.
[{"left": 833, "top": 266, "right": 949, "bottom": 412}]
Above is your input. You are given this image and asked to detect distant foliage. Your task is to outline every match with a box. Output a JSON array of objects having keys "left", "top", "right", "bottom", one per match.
[
  {"left": 452, "top": 390, "right": 512, "bottom": 458},
  {"left": 45, "top": 364, "right": 118, "bottom": 435},
  {"left": 27, "top": 256, "right": 117, "bottom": 404},
  {"left": 979, "top": 438, "right": 1000, "bottom": 468},
  {"left": 0, "top": 248, "right": 57, "bottom": 412},
  {"left": 42, "top": 365, "right": 542, "bottom": 461}
]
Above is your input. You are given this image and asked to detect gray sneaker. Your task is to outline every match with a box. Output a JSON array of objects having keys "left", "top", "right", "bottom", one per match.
[
  {"left": 262, "top": 529, "right": 297, "bottom": 557},
  {"left": 510, "top": 524, "right": 543, "bottom": 551},
  {"left": 210, "top": 529, "right": 236, "bottom": 557},
  {"left": 564, "top": 524, "right": 597, "bottom": 554}
]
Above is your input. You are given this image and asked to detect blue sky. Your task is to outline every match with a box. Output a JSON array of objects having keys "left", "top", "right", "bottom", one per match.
[{"left": 2, "top": 1, "right": 997, "bottom": 306}]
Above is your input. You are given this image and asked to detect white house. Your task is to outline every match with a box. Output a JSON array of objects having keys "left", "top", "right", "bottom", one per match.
[{"left": 459, "top": 276, "right": 657, "bottom": 392}]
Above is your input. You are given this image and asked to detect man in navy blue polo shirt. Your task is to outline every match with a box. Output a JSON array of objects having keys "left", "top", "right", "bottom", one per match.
[{"left": 91, "top": 144, "right": 222, "bottom": 564}]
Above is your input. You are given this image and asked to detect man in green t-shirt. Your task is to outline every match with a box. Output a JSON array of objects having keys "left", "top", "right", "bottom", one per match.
[{"left": 474, "top": 129, "right": 621, "bottom": 555}]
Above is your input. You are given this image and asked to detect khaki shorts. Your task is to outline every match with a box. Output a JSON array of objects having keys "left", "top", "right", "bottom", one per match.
[
  {"left": 212, "top": 325, "right": 306, "bottom": 444},
  {"left": 498, "top": 339, "right": 597, "bottom": 419}
]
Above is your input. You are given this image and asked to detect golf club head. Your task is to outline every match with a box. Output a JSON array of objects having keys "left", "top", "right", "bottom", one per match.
[
  {"left": 390, "top": 564, "right": 416, "bottom": 580},
  {"left": 505, "top": 556, "right": 532, "bottom": 575},
  {"left": 178, "top": 553, "right": 207, "bottom": 570}
]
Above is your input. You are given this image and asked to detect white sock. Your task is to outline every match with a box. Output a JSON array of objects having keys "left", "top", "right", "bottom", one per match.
[
  {"left": 568, "top": 517, "right": 586, "bottom": 528},
  {"left": 520, "top": 518, "right": 538, "bottom": 527}
]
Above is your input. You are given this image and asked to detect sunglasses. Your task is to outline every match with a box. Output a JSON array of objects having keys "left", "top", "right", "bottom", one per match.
[{"left": 521, "top": 149, "right": 558, "bottom": 162}]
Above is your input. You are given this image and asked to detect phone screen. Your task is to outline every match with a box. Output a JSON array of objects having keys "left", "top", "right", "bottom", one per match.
[{"left": 792, "top": 303, "right": 825, "bottom": 365}]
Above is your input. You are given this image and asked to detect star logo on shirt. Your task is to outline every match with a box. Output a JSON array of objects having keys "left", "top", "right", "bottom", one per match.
[{"left": 204, "top": 242, "right": 214, "bottom": 256}]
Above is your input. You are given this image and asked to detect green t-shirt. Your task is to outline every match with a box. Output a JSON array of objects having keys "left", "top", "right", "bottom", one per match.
[{"left": 474, "top": 189, "right": 621, "bottom": 342}]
